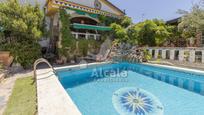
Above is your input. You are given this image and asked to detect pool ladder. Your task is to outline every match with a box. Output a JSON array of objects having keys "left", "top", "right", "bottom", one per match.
[{"left": 33, "top": 58, "right": 56, "bottom": 82}]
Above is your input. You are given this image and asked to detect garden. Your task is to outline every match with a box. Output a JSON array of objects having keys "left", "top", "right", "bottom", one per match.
[{"left": 0, "top": 0, "right": 203, "bottom": 68}]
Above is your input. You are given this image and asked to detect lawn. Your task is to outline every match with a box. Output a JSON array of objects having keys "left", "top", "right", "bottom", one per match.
[{"left": 3, "top": 77, "right": 37, "bottom": 115}]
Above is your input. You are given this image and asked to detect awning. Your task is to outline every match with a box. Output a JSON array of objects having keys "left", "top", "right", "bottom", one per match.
[{"left": 71, "top": 23, "right": 112, "bottom": 31}]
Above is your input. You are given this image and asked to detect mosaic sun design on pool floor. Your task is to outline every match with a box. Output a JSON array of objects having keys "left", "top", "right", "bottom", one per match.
[{"left": 112, "top": 87, "right": 164, "bottom": 115}]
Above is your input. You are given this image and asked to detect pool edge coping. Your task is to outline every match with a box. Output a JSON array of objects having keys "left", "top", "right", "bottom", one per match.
[
  {"left": 36, "top": 61, "right": 112, "bottom": 115},
  {"left": 144, "top": 63, "right": 204, "bottom": 75}
]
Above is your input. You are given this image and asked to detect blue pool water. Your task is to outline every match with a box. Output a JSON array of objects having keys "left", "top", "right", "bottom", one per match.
[{"left": 57, "top": 63, "right": 204, "bottom": 115}]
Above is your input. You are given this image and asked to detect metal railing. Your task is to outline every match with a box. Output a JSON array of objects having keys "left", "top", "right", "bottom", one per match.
[{"left": 33, "top": 58, "right": 56, "bottom": 82}]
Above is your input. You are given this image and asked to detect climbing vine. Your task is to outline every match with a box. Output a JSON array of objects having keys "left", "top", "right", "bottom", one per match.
[
  {"left": 58, "top": 9, "right": 105, "bottom": 63},
  {"left": 59, "top": 9, "right": 75, "bottom": 58}
]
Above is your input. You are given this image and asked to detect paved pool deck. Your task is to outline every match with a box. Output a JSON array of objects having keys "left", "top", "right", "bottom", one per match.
[
  {"left": 36, "top": 68, "right": 81, "bottom": 115},
  {"left": 36, "top": 61, "right": 111, "bottom": 115}
]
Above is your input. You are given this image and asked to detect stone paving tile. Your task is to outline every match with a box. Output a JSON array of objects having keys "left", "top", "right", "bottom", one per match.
[{"left": 36, "top": 68, "right": 81, "bottom": 115}]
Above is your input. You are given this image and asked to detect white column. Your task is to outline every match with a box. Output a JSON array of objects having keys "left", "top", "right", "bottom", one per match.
[
  {"left": 162, "top": 50, "right": 166, "bottom": 59},
  {"left": 170, "top": 49, "right": 175, "bottom": 60},
  {"left": 85, "top": 33, "right": 88, "bottom": 39},
  {"left": 202, "top": 50, "right": 204, "bottom": 63},
  {"left": 155, "top": 49, "right": 159, "bottom": 59},
  {"left": 94, "top": 35, "right": 97, "bottom": 40},
  {"left": 189, "top": 50, "right": 195, "bottom": 63},
  {"left": 76, "top": 34, "right": 79, "bottom": 39},
  {"left": 179, "top": 50, "right": 184, "bottom": 62}
]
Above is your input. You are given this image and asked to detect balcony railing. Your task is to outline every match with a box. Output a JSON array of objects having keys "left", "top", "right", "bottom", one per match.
[{"left": 71, "top": 32, "right": 100, "bottom": 40}]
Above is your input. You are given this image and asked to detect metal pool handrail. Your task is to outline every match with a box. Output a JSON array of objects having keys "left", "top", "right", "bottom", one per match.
[{"left": 33, "top": 58, "right": 56, "bottom": 82}]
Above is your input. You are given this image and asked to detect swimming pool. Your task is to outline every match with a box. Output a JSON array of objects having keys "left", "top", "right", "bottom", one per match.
[{"left": 57, "top": 62, "right": 204, "bottom": 115}]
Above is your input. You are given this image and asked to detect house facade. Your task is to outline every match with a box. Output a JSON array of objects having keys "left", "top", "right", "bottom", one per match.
[{"left": 45, "top": 0, "right": 125, "bottom": 40}]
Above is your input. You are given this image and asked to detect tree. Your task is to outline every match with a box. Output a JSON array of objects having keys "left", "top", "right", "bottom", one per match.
[
  {"left": 110, "top": 16, "right": 132, "bottom": 43},
  {"left": 153, "top": 19, "right": 172, "bottom": 46},
  {"left": 111, "top": 23, "right": 129, "bottom": 42},
  {"left": 165, "top": 25, "right": 183, "bottom": 46},
  {"left": 111, "top": 17, "right": 172, "bottom": 46},
  {"left": 120, "top": 16, "right": 133, "bottom": 28},
  {"left": 178, "top": 2, "right": 204, "bottom": 38},
  {"left": 128, "top": 20, "right": 171, "bottom": 46},
  {"left": 0, "top": 0, "right": 43, "bottom": 68},
  {"left": 0, "top": 0, "right": 43, "bottom": 40}
]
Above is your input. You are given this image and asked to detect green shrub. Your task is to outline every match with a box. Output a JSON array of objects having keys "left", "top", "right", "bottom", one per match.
[
  {"left": 143, "top": 50, "right": 152, "bottom": 61},
  {"left": 0, "top": 0, "right": 43, "bottom": 68},
  {"left": 78, "top": 39, "right": 89, "bottom": 56},
  {"left": 71, "top": 39, "right": 101, "bottom": 57},
  {"left": 1, "top": 41, "right": 41, "bottom": 68}
]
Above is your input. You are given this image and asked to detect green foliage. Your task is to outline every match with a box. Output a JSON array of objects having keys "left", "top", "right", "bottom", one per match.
[
  {"left": 130, "top": 20, "right": 157, "bottom": 46},
  {"left": 75, "top": 39, "right": 101, "bottom": 57},
  {"left": 111, "top": 23, "right": 129, "bottom": 42},
  {"left": 154, "top": 20, "right": 172, "bottom": 46},
  {"left": 178, "top": 4, "right": 204, "bottom": 38},
  {"left": 111, "top": 17, "right": 171, "bottom": 46},
  {"left": 0, "top": 0, "right": 43, "bottom": 40},
  {"left": 0, "top": 0, "right": 43, "bottom": 68},
  {"left": 59, "top": 9, "right": 75, "bottom": 57},
  {"left": 78, "top": 39, "right": 89, "bottom": 56},
  {"left": 1, "top": 41, "right": 41, "bottom": 68},
  {"left": 166, "top": 25, "right": 183, "bottom": 45},
  {"left": 120, "top": 16, "right": 132, "bottom": 28},
  {"left": 110, "top": 16, "right": 133, "bottom": 43},
  {"left": 59, "top": 9, "right": 103, "bottom": 60},
  {"left": 129, "top": 20, "right": 171, "bottom": 46},
  {"left": 143, "top": 49, "right": 152, "bottom": 61},
  {"left": 99, "top": 15, "right": 119, "bottom": 26}
]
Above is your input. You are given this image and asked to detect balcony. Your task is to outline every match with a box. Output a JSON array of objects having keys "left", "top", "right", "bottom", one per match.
[{"left": 71, "top": 32, "right": 100, "bottom": 40}]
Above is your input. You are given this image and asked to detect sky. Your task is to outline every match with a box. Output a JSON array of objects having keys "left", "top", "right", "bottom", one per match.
[{"left": 109, "top": 0, "right": 201, "bottom": 23}]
